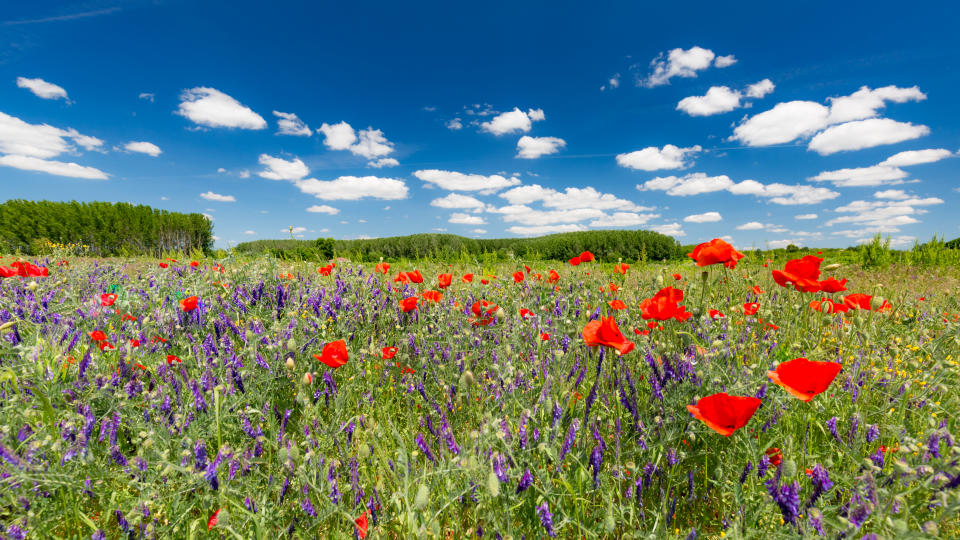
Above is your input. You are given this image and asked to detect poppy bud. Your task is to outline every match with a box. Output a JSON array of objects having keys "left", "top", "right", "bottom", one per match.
[{"left": 285, "top": 357, "right": 295, "bottom": 370}]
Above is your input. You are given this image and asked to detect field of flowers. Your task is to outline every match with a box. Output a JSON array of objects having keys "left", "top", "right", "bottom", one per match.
[{"left": 1, "top": 240, "right": 959, "bottom": 539}]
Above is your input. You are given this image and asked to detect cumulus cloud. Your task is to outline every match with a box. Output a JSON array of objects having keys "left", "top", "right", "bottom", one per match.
[
  {"left": 0, "top": 154, "right": 108, "bottom": 179},
  {"left": 306, "top": 204, "right": 340, "bottom": 214},
  {"left": 17, "top": 77, "right": 69, "bottom": 100},
  {"left": 684, "top": 211, "right": 722, "bottom": 223},
  {"left": 480, "top": 108, "right": 545, "bottom": 135},
  {"left": 294, "top": 176, "right": 409, "bottom": 200},
  {"left": 123, "top": 141, "right": 162, "bottom": 156},
  {"left": 449, "top": 213, "right": 486, "bottom": 225},
  {"left": 414, "top": 169, "right": 520, "bottom": 192},
  {"left": 641, "top": 46, "right": 725, "bottom": 87},
  {"left": 616, "top": 144, "right": 701, "bottom": 170},
  {"left": 430, "top": 193, "right": 486, "bottom": 210},
  {"left": 879, "top": 148, "right": 953, "bottom": 167},
  {"left": 273, "top": 111, "right": 311, "bottom": 136},
  {"left": 200, "top": 191, "right": 235, "bottom": 202},
  {"left": 258, "top": 154, "right": 309, "bottom": 181},
  {"left": 516, "top": 136, "right": 566, "bottom": 159},
  {"left": 808, "top": 118, "right": 929, "bottom": 155},
  {"left": 368, "top": 158, "right": 399, "bottom": 168},
  {"left": 640, "top": 172, "right": 839, "bottom": 205},
  {"left": 176, "top": 87, "right": 266, "bottom": 129}
]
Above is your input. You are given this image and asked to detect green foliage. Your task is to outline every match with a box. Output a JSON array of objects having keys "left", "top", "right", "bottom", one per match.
[{"left": 0, "top": 199, "right": 213, "bottom": 256}]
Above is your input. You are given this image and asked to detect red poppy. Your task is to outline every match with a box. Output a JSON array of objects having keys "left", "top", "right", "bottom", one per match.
[
  {"left": 765, "top": 447, "right": 783, "bottom": 467},
  {"left": 208, "top": 509, "right": 220, "bottom": 531},
  {"left": 547, "top": 270, "right": 560, "bottom": 283},
  {"left": 158, "top": 262, "right": 169, "bottom": 269},
  {"left": 519, "top": 308, "right": 535, "bottom": 319},
  {"left": 767, "top": 357, "right": 842, "bottom": 402},
  {"left": 437, "top": 273, "right": 452, "bottom": 289},
  {"left": 582, "top": 316, "right": 635, "bottom": 355},
  {"left": 314, "top": 340, "right": 348, "bottom": 368},
  {"left": 421, "top": 290, "right": 442, "bottom": 303},
  {"left": 843, "top": 293, "right": 891, "bottom": 312},
  {"left": 382, "top": 346, "right": 398, "bottom": 360},
  {"left": 672, "top": 273, "right": 682, "bottom": 280},
  {"left": 752, "top": 285, "right": 764, "bottom": 295},
  {"left": 100, "top": 293, "right": 117, "bottom": 307},
  {"left": 639, "top": 287, "right": 692, "bottom": 321},
  {"left": 461, "top": 273, "right": 474, "bottom": 283},
  {"left": 513, "top": 271, "right": 524, "bottom": 283},
  {"left": 166, "top": 355, "right": 182, "bottom": 365},
  {"left": 818, "top": 277, "right": 847, "bottom": 293},
  {"left": 540, "top": 332, "right": 550, "bottom": 341},
  {"left": 180, "top": 296, "right": 199, "bottom": 312},
  {"left": 688, "top": 239, "right": 745, "bottom": 269},
  {"left": 743, "top": 302, "right": 759, "bottom": 316},
  {"left": 400, "top": 296, "right": 418, "bottom": 312},
  {"left": 569, "top": 256, "right": 581, "bottom": 266},
  {"left": 355, "top": 511, "right": 369, "bottom": 539},
  {"left": 609, "top": 299, "right": 627, "bottom": 310},
  {"left": 771, "top": 255, "right": 823, "bottom": 293},
  {"left": 686, "top": 393, "right": 762, "bottom": 436},
  {"left": 709, "top": 309, "right": 725, "bottom": 319},
  {"left": 375, "top": 262, "right": 391, "bottom": 274},
  {"left": 579, "top": 251, "right": 595, "bottom": 262},
  {"left": 89, "top": 330, "right": 107, "bottom": 341},
  {"left": 405, "top": 270, "right": 424, "bottom": 284}
]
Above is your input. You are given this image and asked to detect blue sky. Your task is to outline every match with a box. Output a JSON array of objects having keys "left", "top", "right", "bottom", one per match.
[{"left": 1, "top": 0, "right": 958, "bottom": 249}]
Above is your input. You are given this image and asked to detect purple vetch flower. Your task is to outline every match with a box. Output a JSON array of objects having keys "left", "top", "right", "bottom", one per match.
[
  {"left": 516, "top": 468, "right": 533, "bottom": 494},
  {"left": 536, "top": 502, "right": 557, "bottom": 537}
]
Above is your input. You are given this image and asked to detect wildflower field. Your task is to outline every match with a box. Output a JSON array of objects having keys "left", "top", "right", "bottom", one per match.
[{"left": 1, "top": 242, "right": 959, "bottom": 539}]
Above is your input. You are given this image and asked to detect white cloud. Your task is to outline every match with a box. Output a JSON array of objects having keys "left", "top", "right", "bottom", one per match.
[
  {"left": 825, "top": 85, "right": 926, "bottom": 125},
  {"left": 879, "top": 148, "right": 953, "bottom": 167},
  {"left": 684, "top": 211, "right": 722, "bottom": 223},
  {"left": 642, "top": 46, "right": 720, "bottom": 87},
  {"left": 0, "top": 154, "right": 108, "bottom": 179},
  {"left": 745, "top": 79, "right": 775, "bottom": 99},
  {"left": 479, "top": 107, "right": 545, "bottom": 135},
  {"left": 650, "top": 222, "right": 685, "bottom": 237},
  {"left": 368, "top": 157, "right": 399, "bottom": 168},
  {"left": 449, "top": 213, "right": 486, "bottom": 225},
  {"left": 17, "top": 77, "right": 69, "bottom": 100},
  {"left": 795, "top": 214, "right": 818, "bottom": 220},
  {"left": 507, "top": 224, "right": 587, "bottom": 236},
  {"left": 616, "top": 144, "right": 702, "bottom": 170},
  {"left": 446, "top": 118, "right": 463, "bottom": 130},
  {"left": 736, "top": 221, "right": 765, "bottom": 230},
  {"left": 640, "top": 172, "right": 839, "bottom": 205},
  {"left": 809, "top": 164, "right": 908, "bottom": 187},
  {"left": 306, "top": 204, "right": 340, "bottom": 214},
  {"left": 874, "top": 189, "right": 909, "bottom": 200},
  {"left": 258, "top": 154, "right": 309, "bottom": 181},
  {"left": 414, "top": 169, "right": 520, "bottom": 192},
  {"left": 243, "top": 230, "right": 256, "bottom": 235},
  {"left": 294, "top": 176, "right": 409, "bottom": 200},
  {"left": 176, "top": 87, "right": 266, "bottom": 129},
  {"left": 676, "top": 86, "right": 742, "bottom": 116},
  {"left": 430, "top": 193, "right": 486, "bottom": 210},
  {"left": 318, "top": 121, "right": 357, "bottom": 150},
  {"left": 123, "top": 141, "right": 162, "bottom": 156},
  {"left": 200, "top": 191, "right": 235, "bottom": 202},
  {"left": 273, "top": 111, "right": 311, "bottom": 136},
  {"left": 588, "top": 212, "right": 660, "bottom": 227},
  {"left": 808, "top": 118, "right": 929, "bottom": 155},
  {"left": 516, "top": 136, "right": 566, "bottom": 159},
  {"left": 0, "top": 111, "right": 103, "bottom": 158},
  {"left": 138, "top": 92, "right": 154, "bottom": 102}
]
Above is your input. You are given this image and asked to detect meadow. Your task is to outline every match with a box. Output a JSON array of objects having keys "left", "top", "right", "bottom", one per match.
[{"left": 0, "top": 241, "right": 958, "bottom": 539}]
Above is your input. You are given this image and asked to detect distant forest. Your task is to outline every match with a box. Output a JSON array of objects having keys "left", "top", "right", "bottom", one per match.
[
  {"left": 0, "top": 200, "right": 214, "bottom": 256},
  {"left": 235, "top": 229, "right": 684, "bottom": 262}
]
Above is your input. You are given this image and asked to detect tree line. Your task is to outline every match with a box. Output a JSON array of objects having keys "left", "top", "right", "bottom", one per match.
[{"left": 0, "top": 200, "right": 214, "bottom": 256}]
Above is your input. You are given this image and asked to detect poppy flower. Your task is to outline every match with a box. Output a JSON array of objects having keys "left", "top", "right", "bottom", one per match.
[
  {"left": 709, "top": 309, "right": 725, "bottom": 319},
  {"left": 400, "top": 296, "right": 418, "bottom": 312},
  {"left": 614, "top": 263, "right": 629, "bottom": 274},
  {"left": 686, "top": 393, "right": 762, "bottom": 436},
  {"left": 375, "top": 262, "right": 391, "bottom": 274},
  {"left": 765, "top": 447, "right": 783, "bottom": 467},
  {"left": 579, "top": 251, "right": 595, "bottom": 262},
  {"left": 382, "top": 346, "right": 398, "bottom": 360},
  {"left": 767, "top": 357, "right": 842, "bottom": 402},
  {"left": 688, "top": 238, "right": 745, "bottom": 269},
  {"left": 771, "top": 255, "right": 823, "bottom": 293},
  {"left": 393, "top": 272, "right": 409, "bottom": 283},
  {"left": 672, "top": 273, "right": 682, "bottom": 280},
  {"left": 582, "top": 316, "right": 635, "bottom": 355},
  {"left": 355, "top": 511, "right": 369, "bottom": 539},
  {"left": 461, "top": 273, "right": 474, "bottom": 283},
  {"left": 512, "top": 271, "right": 525, "bottom": 283},
  {"left": 405, "top": 270, "right": 424, "bottom": 284},
  {"left": 89, "top": 330, "right": 107, "bottom": 341},
  {"left": 158, "top": 262, "right": 169, "bottom": 268},
  {"left": 166, "top": 355, "right": 182, "bottom": 365},
  {"left": 752, "top": 285, "right": 764, "bottom": 295},
  {"left": 208, "top": 509, "right": 220, "bottom": 531},
  {"left": 100, "top": 293, "right": 118, "bottom": 307},
  {"left": 818, "top": 277, "right": 847, "bottom": 293},
  {"left": 569, "top": 256, "right": 581, "bottom": 266},
  {"left": 519, "top": 308, "right": 535, "bottom": 319},
  {"left": 639, "top": 286, "right": 692, "bottom": 321},
  {"left": 421, "top": 290, "right": 442, "bottom": 303},
  {"left": 547, "top": 270, "right": 560, "bottom": 283},
  {"left": 180, "top": 296, "right": 199, "bottom": 312},
  {"left": 437, "top": 273, "right": 452, "bottom": 289},
  {"left": 314, "top": 340, "right": 348, "bottom": 368},
  {"left": 743, "top": 302, "right": 759, "bottom": 316},
  {"left": 609, "top": 299, "right": 627, "bottom": 310},
  {"left": 540, "top": 332, "right": 550, "bottom": 341}
]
